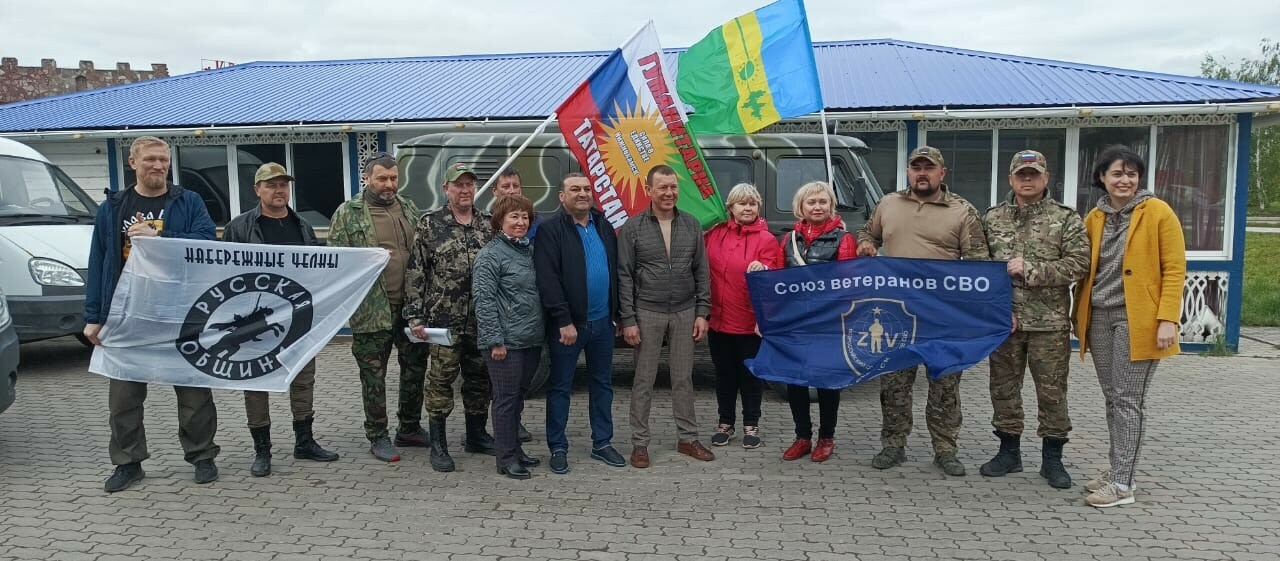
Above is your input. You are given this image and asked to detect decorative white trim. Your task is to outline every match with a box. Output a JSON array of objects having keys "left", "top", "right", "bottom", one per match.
[
  {"left": 355, "top": 132, "right": 380, "bottom": 190},
  {"left": 1180, "top": 272, "right": 1229, "bottom": 343},
  {"left": 836, "top": 120, "right": 906, "bottom": 132},
  {"left": 119, "top": 132, "right": 346, "bottom": 148},
  {"left": 919, "top": 114, "right": 1234, "bottom": 131},
  {"left": 762, "top": 120, "right": 906, "bottom": 134}
]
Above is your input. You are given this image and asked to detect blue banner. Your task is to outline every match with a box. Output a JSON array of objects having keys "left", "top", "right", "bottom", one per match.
[{"left": 745, "top": 257, "right": 1012, "bottom": 389}]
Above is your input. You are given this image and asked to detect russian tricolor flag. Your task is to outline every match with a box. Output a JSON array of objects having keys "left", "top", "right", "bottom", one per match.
[{"left": 556, "top": 22, "right": 725, "bottom": 230}]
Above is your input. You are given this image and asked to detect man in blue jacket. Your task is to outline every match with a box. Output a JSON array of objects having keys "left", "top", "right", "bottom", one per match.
[
  {"left": 83, "top": 136, "right": 221, "bottom": 493},
  {"left": 533, "top": 173, "right": 626, "bottom": 474}
]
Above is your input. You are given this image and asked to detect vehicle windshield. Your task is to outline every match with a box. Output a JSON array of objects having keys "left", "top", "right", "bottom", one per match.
[{"left": 0, "top": 155, "right": 98, "bottom": 223}]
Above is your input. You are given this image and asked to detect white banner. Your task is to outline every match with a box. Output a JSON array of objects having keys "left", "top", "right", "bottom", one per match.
[{"left": 90, "top": 237, "right": 389, "bottom": 392}]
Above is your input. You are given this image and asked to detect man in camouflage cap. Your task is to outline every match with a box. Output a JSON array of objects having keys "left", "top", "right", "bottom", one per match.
[
  {"left": 979, "top": 149, "right": 1090, "bottom": 488},
  {"left": 224, "top": 162, "right": 340, "bottom": 477},
  {"left": 327, "top": 151, "right": 427, "bottom": 463},
  {"left": 404, "top": 162, "right": 496, "bottom": 473},
  {"left": 857, "top": 145, "right": 991, "bottom": 477}
]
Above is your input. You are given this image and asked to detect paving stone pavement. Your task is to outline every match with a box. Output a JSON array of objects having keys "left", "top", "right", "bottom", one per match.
[{"left": 2, "top": 333, "right": 1280, "bottom": 561}]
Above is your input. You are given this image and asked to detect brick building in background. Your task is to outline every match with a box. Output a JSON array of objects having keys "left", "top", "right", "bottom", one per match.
[{"left": 0, "top": 57, "right": 168, "bottom": 104}]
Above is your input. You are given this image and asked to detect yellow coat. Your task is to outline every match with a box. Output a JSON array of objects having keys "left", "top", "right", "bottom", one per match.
[{"left": 1073, "top": 197, "right": 1186, "bottom": 361}]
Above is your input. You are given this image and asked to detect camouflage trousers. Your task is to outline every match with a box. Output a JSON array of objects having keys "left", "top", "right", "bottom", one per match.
[
  {"left": 352, "top": 316, "right": 429, "bottom": 442},
  {"left": 880, "top": 366, "right": 962, "bottom": 454},
  {"left": 425, "top": 333, "right": 491, "bottom": 418},
  {"left": 987, "top": 330, "right": 1072, "bottom": 439}
]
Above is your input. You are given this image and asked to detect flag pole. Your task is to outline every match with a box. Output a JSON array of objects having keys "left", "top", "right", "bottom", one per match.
[
  {"left": 476, "top": 112, "right": 557, "bottom": 199},
  {"left": 820, "top": 108, "right": 834, "bottom": 185}
]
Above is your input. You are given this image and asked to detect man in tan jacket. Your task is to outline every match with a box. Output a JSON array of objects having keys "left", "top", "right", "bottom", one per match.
[{"left": 856, "top": 146, "right": 991, "bottom": 477}]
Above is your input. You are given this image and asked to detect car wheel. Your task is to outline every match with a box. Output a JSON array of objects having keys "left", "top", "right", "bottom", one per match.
[{"left": 524, "top": 346, "right": 552, "bottom": 398}]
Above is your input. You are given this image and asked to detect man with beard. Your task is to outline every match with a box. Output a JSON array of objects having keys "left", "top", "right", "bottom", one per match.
[
  {"left": 404, "top": 162, "right": 496, "bottom": 473},
  {"left": 328, "top": 152, "right": 427, "bottom": 463},
  {"left": 85, "top": 136, "right": 220, "bottom": 492},
  {"left": 856, "top": 146, "right": 991, "bottom": 477}
]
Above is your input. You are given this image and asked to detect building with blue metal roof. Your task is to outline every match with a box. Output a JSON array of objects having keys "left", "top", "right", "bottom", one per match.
[
  {"left": 2, "top": 39, "right": 1278, "bottom": 131},
  {"left": 2, "top": 38, "right": 1278, "bottom": 351}
]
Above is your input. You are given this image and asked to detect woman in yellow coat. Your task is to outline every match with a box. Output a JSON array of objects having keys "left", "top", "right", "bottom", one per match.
[{"left": 1073, "top": 145, "right": 1185, "bottom": 508}]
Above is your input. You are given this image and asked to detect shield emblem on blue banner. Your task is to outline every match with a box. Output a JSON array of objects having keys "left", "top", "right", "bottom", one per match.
[{"left": 842, "top": 298, "right": 917, "bottom": 381}]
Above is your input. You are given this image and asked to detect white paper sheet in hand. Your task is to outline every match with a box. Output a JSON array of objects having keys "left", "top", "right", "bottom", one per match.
[{"left": 404, "top": 327, "right": 454, "bottom": 346}]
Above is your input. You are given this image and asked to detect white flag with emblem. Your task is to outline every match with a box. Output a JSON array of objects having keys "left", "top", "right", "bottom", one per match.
[{"left": 89, "top": 236, "right": 389, "bottom": 391}]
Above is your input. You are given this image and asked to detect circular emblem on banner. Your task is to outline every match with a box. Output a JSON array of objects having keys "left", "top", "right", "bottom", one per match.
[
  {"left": 175, "top": 273, "right": 314, "bottom": 380},
  {"left": 841, "top": 298, "right": 917, "bottom": 377}
]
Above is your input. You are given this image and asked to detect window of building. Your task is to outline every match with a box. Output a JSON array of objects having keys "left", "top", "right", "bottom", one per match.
[
  {"left": 998, "top": 128, "right": 1067, "bottom": 203},
  {"left": 1155, "top": 124, "right": 1230, "bottom": 252},
  {"left": 1075, "top": 127, "right": 1149, "bottom": 214},
  {"left": 290, "top": 143, "right": 345, "bottom": 228},
  {"left": 851, "top": 131, "right": 900, "bottom": 193},
  {"left": 123, "top": 140, "right": 346, "bottom": 228},
  {"left": 175, "top": 145, "right": 233, "bottom": 225},
  {"left": 923, "top": 130, "right": 993, "bottom": 208}
]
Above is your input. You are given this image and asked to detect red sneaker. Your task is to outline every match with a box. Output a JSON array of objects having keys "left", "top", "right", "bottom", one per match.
[
  {"left": 782, "top": 438, "right": 812, "bottom": 461},
  {"left": 811, "top": 438, "right": 835, "bottom": 462}
]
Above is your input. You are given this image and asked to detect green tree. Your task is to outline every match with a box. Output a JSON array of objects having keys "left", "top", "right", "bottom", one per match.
[{"left": 1202, "top": 39, "right": 1280, "bottom": 211}]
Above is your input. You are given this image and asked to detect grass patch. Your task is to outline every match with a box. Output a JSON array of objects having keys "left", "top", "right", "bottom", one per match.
[
  {"left": 1248, "top": 206, "right": 1280, "bottom": 217},
  {"left": 1199, "top": 335, "right": 1234, "bottom": 357},
  {"left": 1244, "top": 232, "right": 1280, "bottom": 326}
]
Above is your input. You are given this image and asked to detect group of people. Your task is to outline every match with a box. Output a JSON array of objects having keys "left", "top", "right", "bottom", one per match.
[{"left": 84, "top": 136, "right": 1186, "bottom": 509}]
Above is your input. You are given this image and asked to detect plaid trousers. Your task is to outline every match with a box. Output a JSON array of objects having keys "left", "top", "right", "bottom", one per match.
[{"left": 1088, "top": 306, "right": 1160, "bottom": 488}]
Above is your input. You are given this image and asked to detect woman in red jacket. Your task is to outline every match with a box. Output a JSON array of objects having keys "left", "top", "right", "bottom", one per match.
[
  {"left": 779, "top": 181, "right": 857, "bottom": 462},
  {"left": 705, "top": 184, "right": 783, "bottom": 449}
]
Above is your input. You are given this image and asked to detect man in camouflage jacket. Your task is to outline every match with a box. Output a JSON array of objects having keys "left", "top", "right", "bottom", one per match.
[
  {"left": 403, "top": 163, "right": 495, "bottom": 472},
  {"left": 979, "top": 150, "right": 1090, "bottom": 489},
  {"left": 327, "top": 153, "right": 427, "bottom": 463}
]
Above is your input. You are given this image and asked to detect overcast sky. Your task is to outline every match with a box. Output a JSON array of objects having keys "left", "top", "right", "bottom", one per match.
[{"left": 1, "top": 0, "right": 1275, "bottom": 79}]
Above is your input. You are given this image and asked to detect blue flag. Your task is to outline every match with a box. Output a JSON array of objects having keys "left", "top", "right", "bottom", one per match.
[{"left": 745, "top": 257, "right": 1012, "bottom": 389}]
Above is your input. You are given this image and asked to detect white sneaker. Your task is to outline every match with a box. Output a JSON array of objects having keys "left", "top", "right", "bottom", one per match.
[{"left": 1085, "top": 482, "right": 1135, "bottom": 508}]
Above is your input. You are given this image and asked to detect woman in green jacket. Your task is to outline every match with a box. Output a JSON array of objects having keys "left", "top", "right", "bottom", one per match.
[{"left": 472, "top": 195, "right": 545, "bottom": 479}]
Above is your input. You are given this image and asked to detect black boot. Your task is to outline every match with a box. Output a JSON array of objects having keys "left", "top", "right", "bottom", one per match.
[
  {"left": 293, "top": 418, "right": 339, "bottom": 462},
  {"left": 497, "top": 460, "right": 531, "bottom": 480},
  {"left": 1040, "top": 437, "right": 1072, "bottom": 489},
  {"left": 428, "top": 417, "right": 455, "bottom": 473},
  {"left": 979, "top": 431, "right": 1022, "bottom": 477},
  {"left": 464, "top": 414, "right": 497, "bottom": 455},
  {"left": 249, "top": 426, "right": 272, "bottom": 477}
]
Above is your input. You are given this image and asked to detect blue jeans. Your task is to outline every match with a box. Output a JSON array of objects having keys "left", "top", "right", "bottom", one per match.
[{"left": 545, "top": 318, "right": 615, "bottom": 453}]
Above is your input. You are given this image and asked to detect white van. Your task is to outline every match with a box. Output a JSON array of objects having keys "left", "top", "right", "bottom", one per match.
[{"left": 0, "top": 137, "right": 98, "bottom": 343}]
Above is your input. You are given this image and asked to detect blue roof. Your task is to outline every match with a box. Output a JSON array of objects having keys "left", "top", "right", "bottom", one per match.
[{"left": 2, "top": 39, "right": 1278, "bottom": 133}]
